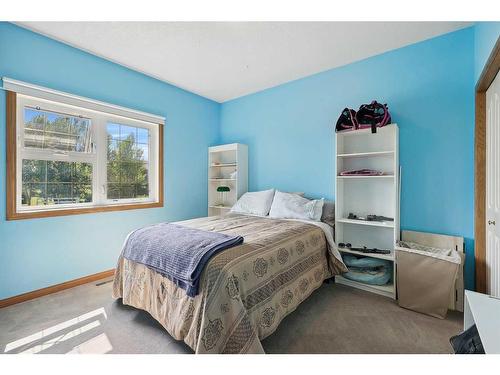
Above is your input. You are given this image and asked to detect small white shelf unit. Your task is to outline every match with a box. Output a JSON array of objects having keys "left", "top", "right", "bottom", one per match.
[
  {"left": 334, "top": 124, "right": 400, "bottom": 299},
  {"left": 208, "top": 143, "right": 248, "bottom": 216}
]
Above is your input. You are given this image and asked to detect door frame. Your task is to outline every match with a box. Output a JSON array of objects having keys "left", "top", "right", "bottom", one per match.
[{"left": 475, "top": 36, "right": 500, "bottom": 293}]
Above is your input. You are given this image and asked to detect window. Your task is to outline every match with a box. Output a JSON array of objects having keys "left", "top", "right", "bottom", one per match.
[
  {"left": 22, "top": 160, "right": 93, "bottom": 207},
  {"left": 20, "top": 105, "right": 95, "bottom": 209},
  {"left": 106, "top": 122, "right": 150, "bottom": 201},
  {"left": 6, "top": 85, "right": 164, "bottom": 220}
]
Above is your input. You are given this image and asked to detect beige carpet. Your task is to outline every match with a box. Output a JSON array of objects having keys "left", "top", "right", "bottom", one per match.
[{"left": 0, "top": 278, "right": 462, "bottom": 354}]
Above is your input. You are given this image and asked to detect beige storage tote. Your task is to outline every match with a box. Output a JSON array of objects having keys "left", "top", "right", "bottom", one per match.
[{"left": 396, "top": 240, "right": 461, "bottom": 319}]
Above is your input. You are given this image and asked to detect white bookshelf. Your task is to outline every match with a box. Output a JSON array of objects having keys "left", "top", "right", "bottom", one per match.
[
  {"left": 208, "top": 143, "right": 248, "bottom": 216},
  {"left": 334, "top": 124, "right": 400, "bottom": 299}
]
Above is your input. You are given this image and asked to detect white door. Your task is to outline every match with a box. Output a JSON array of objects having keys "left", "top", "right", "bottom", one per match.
[{"left": 486, "top": 71, "right": 500, "bottom": 297}]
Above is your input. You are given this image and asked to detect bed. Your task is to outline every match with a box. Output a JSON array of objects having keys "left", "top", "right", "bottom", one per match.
[{"left": 112, "top": 213, "right": 346, "bottom": 353}]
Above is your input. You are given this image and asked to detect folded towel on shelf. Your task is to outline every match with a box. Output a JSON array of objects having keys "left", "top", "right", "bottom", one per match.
[{"left": 341, "top": 254, "right": 392, "bottom": 285}]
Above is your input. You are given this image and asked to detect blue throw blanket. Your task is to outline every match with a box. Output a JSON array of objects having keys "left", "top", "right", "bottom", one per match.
[{"left": 121, "top": 223, "right": 244, "bottom": 297}]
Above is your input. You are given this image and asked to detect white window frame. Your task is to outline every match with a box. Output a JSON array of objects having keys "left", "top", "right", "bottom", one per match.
[{"left": 15, "top": 94, "right": 161, "bottom": 213}]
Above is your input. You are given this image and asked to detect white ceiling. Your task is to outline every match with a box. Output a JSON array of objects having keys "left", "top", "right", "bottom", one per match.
[{"left": 18, "top": 22, "right": 472, "bottom": 103}]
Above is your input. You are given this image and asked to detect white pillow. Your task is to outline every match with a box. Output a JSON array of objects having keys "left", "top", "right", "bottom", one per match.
[
  {"left": 231, "top": 189, "right": 276, "bottom": 216},
  {"left": 269, "top": 191, "right": 324, "bottom": 221}
]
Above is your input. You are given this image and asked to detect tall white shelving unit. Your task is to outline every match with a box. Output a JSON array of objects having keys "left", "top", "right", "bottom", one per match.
[
  {"left": 208, "top": 143, "right": 248, "bottom": 216},
  {"left": 334, "top": 124, "right": 400, "bottom": 299}
]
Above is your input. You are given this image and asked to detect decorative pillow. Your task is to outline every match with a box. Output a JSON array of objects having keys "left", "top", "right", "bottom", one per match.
[
  {"left": 269, "top": 191, "right": 324, "bottom": 221},
  {"left": 321, "top": 200, "right": 335, "bottom": 226},
  {"left": 230, "top": 189, "right": 276, "bottom": 216}
]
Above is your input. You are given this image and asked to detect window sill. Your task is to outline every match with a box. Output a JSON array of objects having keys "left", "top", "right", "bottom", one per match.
[{"left": 7, "top": 201, "right": 163, "bottom": 220}]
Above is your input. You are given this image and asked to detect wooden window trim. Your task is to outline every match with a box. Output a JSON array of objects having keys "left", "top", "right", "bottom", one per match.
[
  {"left": 6, "top": 91, "right": 164, "bottom": 220},
  {"left": 475, "top": 36, "right": 500, "bottom": 293}
]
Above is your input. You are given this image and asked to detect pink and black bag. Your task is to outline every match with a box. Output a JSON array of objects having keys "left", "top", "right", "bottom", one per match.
[
  {"left": 335, "top": 101, "right": 391, "bottom": 133},
  {"left": 335, "top": 108, "right": 358, "bottom": 132},
  {"left": 356, "top": 101, "right": 391, "bottom": 133}
]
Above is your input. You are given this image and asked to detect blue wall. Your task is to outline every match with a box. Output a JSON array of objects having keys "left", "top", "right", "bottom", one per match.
[
  {"left": 220, "top": 28, "right": 476, "bottom": 289},
  {"left": 474, "top": 22, "right": 500, "bottom": 82},
  {"left": 0, "top": 23, "right": 220, "bottom": 299},
  {"left": 1, "top": 23, "right": 495, "bottom": 299}
]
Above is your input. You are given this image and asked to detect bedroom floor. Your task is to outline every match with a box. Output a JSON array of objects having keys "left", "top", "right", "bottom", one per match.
[{"left": 0, "top": 279, "right": 462, "bottom": 354}]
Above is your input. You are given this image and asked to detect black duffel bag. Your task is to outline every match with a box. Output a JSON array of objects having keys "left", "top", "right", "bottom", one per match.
[{"left": 449, "top": 324, "right": 485, "bottom": 354}]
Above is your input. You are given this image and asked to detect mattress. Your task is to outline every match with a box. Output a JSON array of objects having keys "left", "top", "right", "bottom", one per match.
[{"left": 112, "top": 213, "right": 346, "bottom": 353}]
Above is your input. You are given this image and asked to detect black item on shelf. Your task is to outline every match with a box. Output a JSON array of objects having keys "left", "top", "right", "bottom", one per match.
[
  {"left": 347, "top": 212, "right": 394, "bottom": 222},
  {"left": 449, "top": 325, "right": 485, "bottom": 354},
  {"left": 338, "top": 243, "right": 391, "bottom": 255},
  {"left": 339, "top": 242, "right": 352, "bottom": 248},
  {"left": 367, "top": 215, "right": 394, "bottom": 222},
  {"left": 355, "top": 101, "right": 392, "bottom": 134},
  {"left": 335, "top": 108, "right": 358, "bottom": 132},
  {"left": 334, "top": 101, "right": 392, "bottom": 134}
]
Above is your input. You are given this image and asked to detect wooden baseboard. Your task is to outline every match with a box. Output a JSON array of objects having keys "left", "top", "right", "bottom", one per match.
[{"left": 0, "top": 269, "right": 115, "bottom": 309}]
